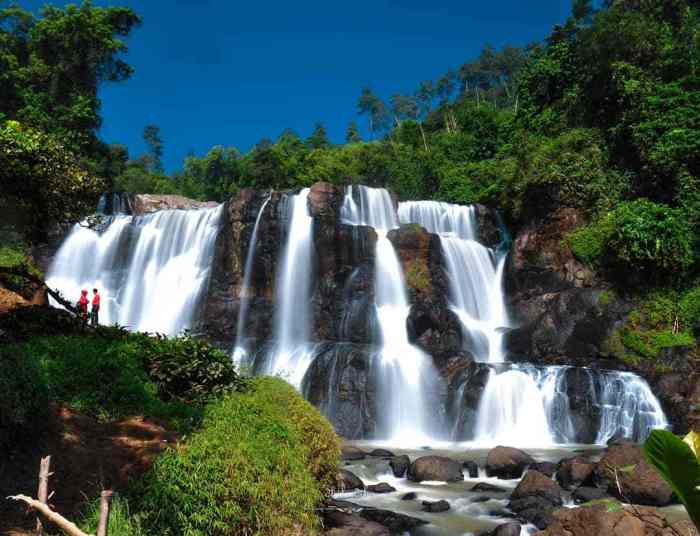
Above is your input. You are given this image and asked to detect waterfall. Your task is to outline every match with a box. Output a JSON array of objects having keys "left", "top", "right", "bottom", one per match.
[
  {"left": 342, "top": 185, "right": 442, "bottom": 443},
  {"left": 266, "top": 189, "right": 316, "bottom": 387},
  {"left": 398, "top": 201, "right": 508, "bottom": 363},
  {"left": 470, "top": 364, "right": 668, "bottom": 445},
  {"left": 46, "top": 205, "right": 222, "bottom": 335},
  {"left": 232, "top": 194, "right": 271, "bottom": 367}
]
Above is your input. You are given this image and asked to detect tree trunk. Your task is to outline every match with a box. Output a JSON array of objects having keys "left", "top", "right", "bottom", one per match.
[
  {"left": 96, "top": 491, "right": 113, "bottom": 536},
  {"left": 418, "top": 123, "right": 429, "bottom": 152},
  {"left": 35, "top": 456, "right": 51, "bottom": 536}
]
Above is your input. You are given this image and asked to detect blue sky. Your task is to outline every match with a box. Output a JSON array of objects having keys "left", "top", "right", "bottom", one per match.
[{"left": 22, "top": 0, "right": 574, "bottom": 172}]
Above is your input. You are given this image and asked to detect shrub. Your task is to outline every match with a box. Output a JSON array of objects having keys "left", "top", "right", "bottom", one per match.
[
  {"left": 79, "top": 495, "right": 145, "bottom": 536},
  {"left": 134, "top": 332, "right": 246, "bottom": 404},
  {"left": 137, "top": 377, "right": 340, "bottom": 536},
  {"left": 679, "top": 286, "right": 700, "bottom": 334},
  {"left": 0, "top": 346, "right": 49, "bottom": 452},
  {"left": 566, "top": 213, "right": 615, "bottom": 265}
]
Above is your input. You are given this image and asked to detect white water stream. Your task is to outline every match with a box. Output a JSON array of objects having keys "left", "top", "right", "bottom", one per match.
[{"left": 47, "top": 204, "right": 222, "bottom": 335}]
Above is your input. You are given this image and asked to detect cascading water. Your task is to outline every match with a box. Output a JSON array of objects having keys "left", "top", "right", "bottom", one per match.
[
  {"left": 342, "top": 186, "right": 442, "bottom": 443},
  {"left": 232, "top": 194, "right": 271, "bottom": 367},
  {"left": 47, "top": 204, "right": 222, "bottom": 335},
  {"left": 398, "top": 201, "right": 508, "bottom": 363},
  {"left": 266, "top": 188, "right": 316, "bottom": 387}
]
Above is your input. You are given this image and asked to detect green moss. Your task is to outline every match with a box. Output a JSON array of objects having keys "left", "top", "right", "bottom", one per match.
[
  {"left": 404, "top": 262, "right": 431, "bottom": 292},
  {"left": 136, "top": 377, "right": 340, "bottom": 536},
  {"left": 599, "top": 290, "right": 615, "bottom": 306},
  {"left": 582, "top": 498, "right": 623, "bottom": 513},
  {"left": 565, "top": 213, "right": 614, "bottom": 265}
]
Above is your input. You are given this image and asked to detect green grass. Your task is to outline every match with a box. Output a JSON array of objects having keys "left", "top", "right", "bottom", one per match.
[
  {"left": 134, "top": 377, "right": 340, "bottom": 536},
  {"left": 79, "top": 495, "right": 145, "bottom": 536}
]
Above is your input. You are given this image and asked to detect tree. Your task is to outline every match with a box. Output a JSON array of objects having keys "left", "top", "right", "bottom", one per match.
[
  {"left": 0, "top": 2, "right": 141, "bottom": 157},
  {"left": 345, "top": 121, "right": 361, "bottom": 143},
  {"left": 307, "top": 122, "right": 330, "bottom": 149},
  {"left": 143, "top": 124, "right": 164, "bottom": 172},
  {"left": 357, "top": 87, "right": 389, "bottom": 139}
]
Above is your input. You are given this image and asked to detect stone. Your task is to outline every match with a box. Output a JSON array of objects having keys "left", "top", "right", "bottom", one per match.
[
  {"left": 462, "top": 460, "right": 479, "bottom": 478},
  {"left": 421, "top": 499, "right": 450, "bottom": 513},
  {"left": 400, "top": 492, "right": 417, "bottom": 501},
  {"left": 335, "top": 469, "right": 364, "bottom": 492},
  {"left": 369, "top": 448, "right": 395, "bottom": 457},
  {"left": 509, "top": 470, "right": 563, "bottom": 529},
  {"left": 408, "top": 455, "right": 464, "bottom": 483},
  {"left": 486, "top": 446, "right": 536, "bottom": 479},
  {"left": 572, "top": 486, "right": 608, "bottom": 504},
  {"left": 535, "top": 504, "right": 646, "bottom": 536},
  {"left": 389, "top": 455, "right": 410, "bottom": 478},
  {"left": 593, "top": 444, "right": 674, "bottom": 506},
  {"left": 529, "top": 462, "right": 557, "bottom": 478},
  {"left": 367, "top": 482, "right": 396, "bottom": 493},
  {"left": 472, "top": 482, "right": 508, "bottom": 493},
  {"left": 131, "top": 193, "right": 217, "bottom": 215},
  {"left": 556, "top": 456, "right": 595, "bottom": 489},
  {"left": 482, "top": 522, "right": 522, "bottom": 536},
  {"left": 307, "top": 181, "right": 340, "bottom": 219},
  {"left": 341, "top": 445, "right": 368, "bottom": 461},
  {"left": 471, "top": 496, "right": 491, "bottom": 503}
]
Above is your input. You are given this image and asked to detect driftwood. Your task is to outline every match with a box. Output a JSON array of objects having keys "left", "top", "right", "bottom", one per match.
[
  {"left": 6, "top": 495, "right": 90, "bottom": 536},
  {"left": 96, "top": 490, "right": 113, "bottom": 536},
  {"left": 35, "top": 456, "right": 51, "bottom": 536},
  {"left": 0, "top": 267, "right": 78, "bottom": 314}
]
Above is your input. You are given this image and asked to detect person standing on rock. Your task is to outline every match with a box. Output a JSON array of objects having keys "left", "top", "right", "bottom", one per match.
[
  {"left": 91, "top": 288, "right": 101, "bottom": 327},
  {"left": 77, "top": 289, "right": 89, "bottom": 327}
]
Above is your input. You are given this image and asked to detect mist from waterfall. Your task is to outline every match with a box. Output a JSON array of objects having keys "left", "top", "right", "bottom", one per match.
[
  {"left": 266, "top": 189, "right": 316, "bottom": 387},
  {"left": 342, "top": 185, "right": 442, "bottom": 443},
  {"left": 47, "top": 205, "right": 222, "bottom": 335},
  {"left": 232, "top": 194, "right": 271, "bottom": 367},
  {"left": 398, "top": 201, "right": 508, "bottom": 363}
]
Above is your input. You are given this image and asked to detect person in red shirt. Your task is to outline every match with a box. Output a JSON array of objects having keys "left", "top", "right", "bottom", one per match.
[
  {"left": 91, "top": 288, "right": 101, "bottom": 327},
  {"left": 77, "top": 289, "right": 89, "bottom": 327}
]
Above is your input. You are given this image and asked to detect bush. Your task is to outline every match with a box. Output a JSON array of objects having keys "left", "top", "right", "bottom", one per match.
[
  {"left": 79, "top": 495, "right": 145, "bottom": 536},
  {"left": 134, "top": 332, "right": 246, "bottom": 404},
  {"left": 137, "top": 377, "right": 340, "bottom": 536},
  {"left": 566, "top": 213, "right": 615, "bottom": 265},
  {"left": 0, "top": 346, "right": 49, "bottom": 452},
  {"left": 680, "top": 286, "right": 700, "bottom": 334}
]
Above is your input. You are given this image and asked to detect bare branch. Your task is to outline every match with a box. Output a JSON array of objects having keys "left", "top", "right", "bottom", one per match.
[{"left": 6, "top": 495, "right": 92, "bottom": 536}]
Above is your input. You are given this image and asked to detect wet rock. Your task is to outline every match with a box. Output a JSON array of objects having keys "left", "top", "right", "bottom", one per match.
[
  {"left": 369, "top": 448, "right": 395, "bottom": 457},
  {"left": 572, "top": 486, "right": 608, "bottom": 504},
  {"left": 131, "top": 193, "right": 217, "bottom": 215},
  {"left": 593, "top": 444, "right": 673, "bottom": 506},
  {"left": 341, "top": 445, "right": 368, "bottom": 461},
  {"left": 482, "top": 522, "right": 522, "bottom": 536},
  {"left": 408, "top": 455, "right": 464, "bottom": 483},
  {"left": 462, "top": 460, "right": 479, "bottom": 478},
  {"left": 400, "top": 492, "right": 417, "bottom": 501},
  {"left": 529, "top": 462, "right": 557, "bottom": 478},
  {"left": 335, "top": 469, "right": 364, "bottom": 492},
  {"left": 421, "top": 499, "right": 450, "bottom": 513},
  {"left": 447, "top": 361, "right": 492, "bottom": 441},
  {"left": 307, "top": 181, "right": 341, "bottom": 219},
  {"left": 471, "top": 496, "right": 491, "bottom": 503},
  {"left": 367, "top": 482, "right": 396, "bottom": 493},
  {"left": 328, "top": 500, "right": 428, "bottom": 532},
  {"left": 509, "top": 470, "right": 563, "bottom": 529},
  {"left": 556, "top": 456, "right": 595, "bottom": 489},
  {"left": 389, "top": 455, "right": 410, "bottom": 478},
  {"left": 472, "top": 482, "right": 508, "bottom": 493},
  {"left": 323, "top": 504, "right": 390, "bottom": 536},
  {"left": 473, "top": 204, "right": 503, "bottom": 248},
  {"left": 486, "top": 446, "right": 536, "bottom": 479}
]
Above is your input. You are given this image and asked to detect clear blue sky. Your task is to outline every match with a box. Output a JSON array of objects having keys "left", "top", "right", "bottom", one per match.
[{"left": 22, "top": 0, "right": 574, "bottom": 172}]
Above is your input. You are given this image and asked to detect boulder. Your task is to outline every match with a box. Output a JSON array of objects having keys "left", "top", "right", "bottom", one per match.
[
  {"left": 593, "top": 444, "right": 673, "bottom": 506},
  {"left": 462, "top": 460, "right": 479, "bottom": 478},
  {"left": 367, "top": 482, "right": 396, "bottom": 493},
  {"left": 335, "top": 469, "right": 364, "bottom": 492},
  {"left": 486, "top": 446, "right": 536, "bottom": 479},
  {"left": 400, "top": 492, "right": 417, "bottom": 501},
  {"left": 389, "top": 455, "right": 410, "bottom": 478},
  {"left": 572, "top": 486, "right": 608, "bottom": 504},
  {"left": 556, "top": 456, "right": 595, "bottom": 489},
  {"left": 325, "top": 514, "right": 390, "bottom": 536},
  {"left": 422, "top": 499, "right": 450, "bottom": 513},
  {"left": 472, "top": 482, "right": 508, "bottom": 493},
  {"left": 408, "top": 456, "right": 464, "bottom": 483},
  {"left": 482, "top": 522, "right": 522, "bottom": 536},
  {"left": 529, "top": 462, "right": 557, "bottom": 478},
  {"left": 341, "top": 445, "right": 368, "bottom": 461},
  {"left": 369, "top": 448, "right": 395, "bottom": 458},
  {"left": 471, "top": 496, "right": 491, "bottom": 503},
  {"left": 509, "top": 470, "right": 563, "bottom": 529}
]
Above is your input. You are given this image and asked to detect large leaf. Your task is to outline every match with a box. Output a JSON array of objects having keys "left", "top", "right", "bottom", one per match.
[
  {"left": 644, "top": 429, "right": 700, "bottom": 529},
  {"left": 685, "top": 431, "right": 700, "bottom": 459}
]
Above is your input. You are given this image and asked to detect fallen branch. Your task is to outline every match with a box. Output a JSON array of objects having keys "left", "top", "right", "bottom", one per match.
[
  {"left": 6, "top": 495, "right": 91, "bottom": 536},
  {"left": 0, "top": 267, "right": 77, "bottom": 314}
]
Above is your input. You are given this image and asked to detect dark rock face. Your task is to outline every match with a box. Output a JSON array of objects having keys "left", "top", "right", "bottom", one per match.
[
  {"left": 593, "top": 444, "right": 674, "bottom": 506},
  {"left": 408, "top": 455, "right": 464, "bottom": 483},
  {"left": 302, "top": 343, "right": 378, "bottom": 439},
  {"left": 486, "top": 446, "right": 536, "bottom": 479},
  {"left": 529, "top": 462, "right": 557, "bottom": 478},
  {"left": 508, "top": 470, "right": 563, "bottom": 529},
  {"left": 335, "top": 469, "right": 364, "bottom": 492},
  {"left": 473, "top": 204, "right": 503, "bottom": 248},
  {"left": 572, "top": 486, "right": 608, "bottom": 504},
  {"left": 445, "top": 359, "right": 491, "bottom": 441},
  {"left": 389, "top": 455, "right": 410, "bottom": 478},
  {"left": 462, "top": 460, "right": 479, "bottom": 478},
  {"left": 422, "top": 499, "right": 450, "bottom": 512},
  {"left": 557, "top": 456, "right": 595, "bottom": 489}
]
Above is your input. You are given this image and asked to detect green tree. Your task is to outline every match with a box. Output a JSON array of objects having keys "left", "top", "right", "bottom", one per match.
[
  {"left": 143, "top": 124, "right": 163, "bottom": 172},
  {"left": 307, "top": 122, "right": 330, "bottom": 150},
  {"left": 345, "top": 121, "right": 361, "bottom": 143},
  {"left": 357, "top": 87, "right": 389, "bottom": 138}
]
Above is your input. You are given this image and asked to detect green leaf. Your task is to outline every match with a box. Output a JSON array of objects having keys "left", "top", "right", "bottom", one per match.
[
  {"left": 644, "top": 429, "right": 700, "bottom": 529},
  {"left": 684, "top": 431, "right": 700, "bottom": 459}
]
